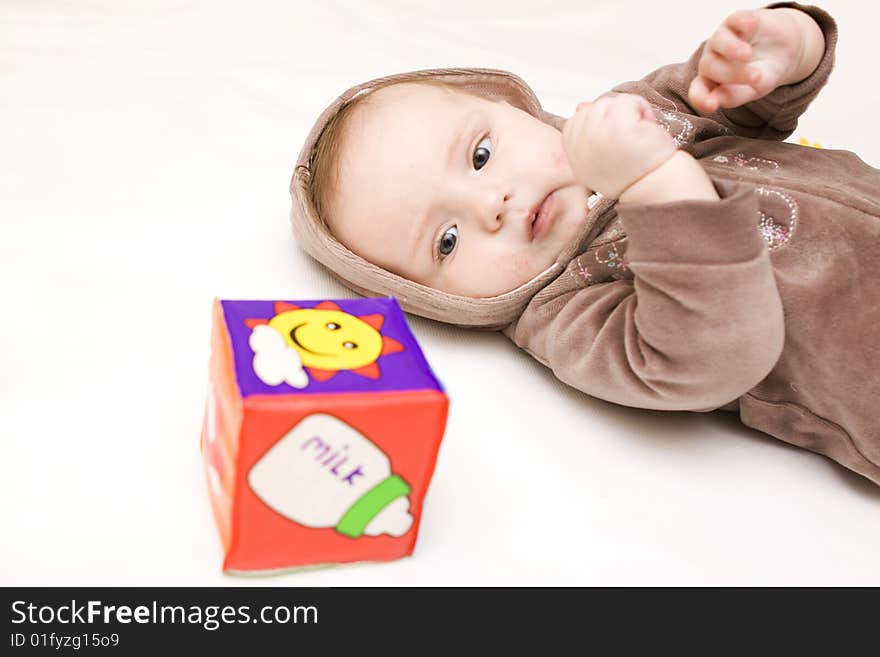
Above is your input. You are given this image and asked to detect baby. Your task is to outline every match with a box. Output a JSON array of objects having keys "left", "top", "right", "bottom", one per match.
[{"left": 290, "top": 3, "right": 880, "bottom": 486}]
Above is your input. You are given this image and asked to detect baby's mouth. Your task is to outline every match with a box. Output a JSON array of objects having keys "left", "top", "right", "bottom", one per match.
[
  {"left": 530, "top": 211, "right": 542, "bottom": 237},
  {"left": 530, "top": 192, "right": 557, "bottom": 241}
]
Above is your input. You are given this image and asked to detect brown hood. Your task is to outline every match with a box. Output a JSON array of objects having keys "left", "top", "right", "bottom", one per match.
[{"left": 289, "top": 67, "right": 616, "bottom": 330}]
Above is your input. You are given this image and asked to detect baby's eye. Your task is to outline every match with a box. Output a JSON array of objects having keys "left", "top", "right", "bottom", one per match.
[
  {"left": 473, "top": 136, "right": 492, "bottom": 170},
  {"left": 437, "top": 225, "right": 458, "bottom": 259},
  {"left": 343, "top": 341, "right": 357, "bottom": 349},
  {"left": 326, "top": 322, "right": 340, "bottom": 330}
]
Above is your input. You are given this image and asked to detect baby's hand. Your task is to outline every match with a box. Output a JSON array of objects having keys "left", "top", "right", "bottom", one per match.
[
  {"left": 561, "top": 93, "right": 677, "bottom": 199},
  {"left": 688, "top": 8, "right": 819, "bottom": 113}
]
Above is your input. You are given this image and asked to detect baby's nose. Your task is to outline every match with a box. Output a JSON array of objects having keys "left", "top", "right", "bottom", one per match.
[{"left": 479, "top": 192, "right": 509, "bottom": 231}]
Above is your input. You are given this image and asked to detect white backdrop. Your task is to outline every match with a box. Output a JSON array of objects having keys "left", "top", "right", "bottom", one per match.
[{"left": 2, "top": 0, "right": 879, "bottom": 586}]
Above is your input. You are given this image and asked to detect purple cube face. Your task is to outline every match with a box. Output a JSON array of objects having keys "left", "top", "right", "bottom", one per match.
[{"left": 219, "top": 297, "right": 445, "bottom": 397}]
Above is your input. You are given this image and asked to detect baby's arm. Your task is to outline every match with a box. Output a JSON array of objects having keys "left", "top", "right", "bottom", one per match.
[
  {"left": 506, "top": 181, "right": 785, "bottom": 412},
  {"left": 688, "top": 7, "right": 825, "bottom": 114},
  {"left": 611, "top": 2, "right": 837, "bottom": 141},
  {"left": 550, "top": 95, "right": 786, "bottom": 409},
  {"left": 562, "top": 92, "right": 718, "bottom": 205},
  {"left": 617, "top": 151, "right": 716, "bottom": 206}
]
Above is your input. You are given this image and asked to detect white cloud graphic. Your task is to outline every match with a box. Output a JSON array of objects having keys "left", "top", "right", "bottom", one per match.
[{"left": 248, "top": 324, "right": 308, "bottom": 388}]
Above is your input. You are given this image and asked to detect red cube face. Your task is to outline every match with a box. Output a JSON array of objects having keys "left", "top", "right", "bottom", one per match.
[{"left": 201, "top": 298, "right": 449, "bottom": 573}]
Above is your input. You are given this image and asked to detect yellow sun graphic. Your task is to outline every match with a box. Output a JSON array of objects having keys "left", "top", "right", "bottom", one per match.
[{"left": 244, "top": 301, "right": 404, "bottom": 381}]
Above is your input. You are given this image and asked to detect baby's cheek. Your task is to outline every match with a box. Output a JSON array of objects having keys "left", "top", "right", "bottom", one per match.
[
  {"left": 553, "top": 150, "right": 567, "bottom": 169},
  {"left": 509, "top": 252, "right": 533, "bottom": 272},
  {"left": 495, "top": 251, "right": 537, "bottom": 283},
  {"left": 473, "top": 246, "right": 541, "bottom": 294}
]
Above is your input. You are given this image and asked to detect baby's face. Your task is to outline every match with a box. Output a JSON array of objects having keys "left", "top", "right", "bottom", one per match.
[{"left": 331, "top": 82, "right": 593, "bottom": 297}]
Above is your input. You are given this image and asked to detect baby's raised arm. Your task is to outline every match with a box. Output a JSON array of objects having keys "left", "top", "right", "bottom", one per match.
[
  {"left": 688, "top": 7, "right": 825, "bottom": 114},
  {"left": 619, "top": 5, "right": 827, "bottom": 206},
  {"left": 560, "top": 4, "right": 833, "bottom": 207},
  {"left": 610, "top": 2, "right": 836, "bottom": 142}
]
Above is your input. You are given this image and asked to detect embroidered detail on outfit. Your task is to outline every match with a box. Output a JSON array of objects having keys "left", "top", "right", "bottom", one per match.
[
  {"left": 568, "top": 239, "right": 632, "bottom": 287},
  {"left": 595, "top": 243, "right": 628, "bottom": 272},
  {"left": 655, "top": 110, "right": 694, "bottom": 147},
  {"left": 755, "top": 187, "right": 798, "bottom": 251},
  {"left": 568, "top": 185, "right": 798, "bottom": 289},
  {"left": 572, "top": 257, "right": 593, "bottom": 284},
  {"left": 712, "top": 152, "right": 779, "bottom": 171}
]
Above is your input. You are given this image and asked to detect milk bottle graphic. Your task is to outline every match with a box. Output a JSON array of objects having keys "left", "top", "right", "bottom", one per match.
[{"left": 248, "top": 413, "right": 413, "bottom": 538}]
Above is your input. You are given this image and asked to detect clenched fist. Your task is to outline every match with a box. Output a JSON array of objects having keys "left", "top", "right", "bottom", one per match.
[{"left": 561, "top": 92, "right": 678, "bottom": 200}]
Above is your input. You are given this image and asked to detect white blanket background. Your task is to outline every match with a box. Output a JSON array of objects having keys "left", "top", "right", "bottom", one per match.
[{"left": 2, "top": 0, "right": 878, "bottom": 585}]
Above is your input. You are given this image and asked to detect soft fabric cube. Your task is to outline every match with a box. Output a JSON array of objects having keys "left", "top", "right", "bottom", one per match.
[{"left": 201, "top": 298, "right": 448, "bottom": 573}]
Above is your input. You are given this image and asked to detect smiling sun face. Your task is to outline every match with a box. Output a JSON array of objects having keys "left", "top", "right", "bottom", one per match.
[
  {"left": 244, "top": 301, "right": 405, "bottom": 382},
  {"left": 271, "top": 307, "right": 382, "bottom": 370}
]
